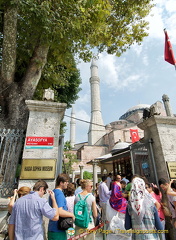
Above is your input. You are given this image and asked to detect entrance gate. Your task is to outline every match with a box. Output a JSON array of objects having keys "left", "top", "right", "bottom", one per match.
[
  {"left": 130, "top": 140, "right": 158, "bottom": 184},
  {"left": 0, "top": 129, "right": 25, "bottom": 197}
]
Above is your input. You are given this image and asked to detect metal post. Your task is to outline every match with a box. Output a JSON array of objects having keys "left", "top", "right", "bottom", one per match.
[
  {"left": 57, "top": 135, "right": 64, "bottom": 176},
  {"left": 148, "top": 139, "right": 158, "bottom": 185},
  {"left": 130, "top": 145, "right": 135, "bottom": 174}
]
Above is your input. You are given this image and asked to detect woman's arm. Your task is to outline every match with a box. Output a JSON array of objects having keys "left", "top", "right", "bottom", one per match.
[
  {"left": 155, "top": 200, "right": 161, "bottom": 210},
  {"left": 8, "top": 189, "right": 18, "bottom": 213},
  {"left": 154, "top": 206, "right": 163, "bottom": 230},
  {"left": 92, "top": 200, "right": 97, "bottom": 218},
  {"left": 8, "top": 224, "right": 15, "bottom": 240}
]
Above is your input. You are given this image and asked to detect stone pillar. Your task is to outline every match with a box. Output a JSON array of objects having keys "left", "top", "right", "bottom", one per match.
[
  {"left": 70, "top": 106, "right": 76, "bottom": 148},
  {"left": 92, "top": 160, "right": 98, "bottom": 192},
  {"left": 138, "top": 116, "right": 176, "bottom": 182},
  {"left": 72, "top": 171, "right": 75, "bottom": 182},
  {"left": 79, "top": 165, "right": 84, "bottom": 179},
  {"left": 162, "top": 94, "right": 173, "bottom": 117},
  {"left": 19, "top": 100, "right": 67, "bottom": 191}
]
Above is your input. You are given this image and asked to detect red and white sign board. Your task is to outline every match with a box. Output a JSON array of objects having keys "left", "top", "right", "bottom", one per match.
[{"left": 25, "top": 137, "right": 54, "bottom": 149}]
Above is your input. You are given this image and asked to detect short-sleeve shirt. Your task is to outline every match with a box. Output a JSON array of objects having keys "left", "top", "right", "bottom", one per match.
[
  {"left": 48, "top": 189, "right": 68, "bottom": 232},
  {"left": 66, "top": 195, "right": 75, "bottom": 213},
  {"left": 75, "top": 193, "right": 95, "bottom": 223},
  {"left": 167, "top": 190, "right": 176, "bottom": 218},
  {"left": 9, "top": 191, "right": 56, "bottom": 240}
]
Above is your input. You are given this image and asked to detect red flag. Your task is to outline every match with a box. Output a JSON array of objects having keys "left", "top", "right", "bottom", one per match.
[
  {"left": 130, "top": 129, "right": 140, "bottom": 143},
  {"left": 164, "top": 29, "right": 176, "bottom": 65}
]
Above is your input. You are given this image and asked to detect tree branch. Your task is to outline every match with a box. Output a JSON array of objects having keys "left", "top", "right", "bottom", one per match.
[{"left": 21, "top": 44, "right": 49, "bottom": 98}]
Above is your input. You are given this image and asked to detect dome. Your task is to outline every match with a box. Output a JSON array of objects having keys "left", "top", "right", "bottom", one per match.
[
  {"left": 112, "top": 141, "right": 130, "bottom": 151},
  {"left": 119, "top": 104, "right": 150, "bottom": 120},
  {"left": 126, "top": 104, "right": 150, "bottom": 113}
]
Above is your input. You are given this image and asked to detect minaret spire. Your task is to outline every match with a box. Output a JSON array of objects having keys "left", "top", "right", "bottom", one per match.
[
  {"left": 88, "top": 59, "right": 106, "bottom": 145},
  {"left": 70, "top": 106, "right": 76, "bottom": 148}
]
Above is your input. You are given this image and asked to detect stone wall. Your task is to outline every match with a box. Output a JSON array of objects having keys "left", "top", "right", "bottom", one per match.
[{"left": 138, "top": 116, "right": 176, "bottom": 181}]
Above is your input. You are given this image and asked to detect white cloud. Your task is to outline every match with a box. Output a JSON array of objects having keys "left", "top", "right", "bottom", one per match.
[
  {"left": 76, "top": 92, "right": 90, "bottom": 105},
  {"left": 142, "top": 55, "right": 149, "bottom": 66}
]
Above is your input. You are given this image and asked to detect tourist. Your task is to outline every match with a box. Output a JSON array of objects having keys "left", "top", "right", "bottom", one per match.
[
  {"left": 159, "top": 178, "right": 176, "bottom": 229},
  {"left": 106, "top": 175, "right": 129, "bottom": 240},
  {"left": 106, "top": 173, "right": 112, "bottom": 190},
  {"left": 121, "top": 174, "right": 129, "bottom": 184},
  {"left": 8, "top": 180, "right": 59, "bottom": 240},
  {"left": 8, "top": 186, "right": 31, "bottom": 213},
  {"left": 167, "top": 179, "right": 176, "bottom": 196},
  {"left": 74, "top": 179, "right": 97, "bottom": 240},
  {"left": 120, "top": 180, "right": 127, "bottom": 193},
  {"left": 109, "top": 174, "right": 127, "bottom": 212},
  {"left": 48, "top": 174, "right": 74, "bottom": 240},
  {"left": 65, "top": 183, "right": 75, "bottom": 213},
  {"left": 74, "top": 178, "right": 82, "bottom": 195},
  {"left": 125, "top": 177, "right": 163, "bottom": 240},
  {"left": 98, "top": 176, "right": 111, "bottom": 221},
  {"left": 146, "top": 183, "right": 165, "bottom": 228}
]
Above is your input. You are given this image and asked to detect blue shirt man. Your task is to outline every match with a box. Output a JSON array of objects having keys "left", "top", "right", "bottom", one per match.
[
  {"left": 9, "top": 180, "right": 59, "bottom": 240},
  {"left": 48, "top": 174, "right": 74, "bottom": 240}
]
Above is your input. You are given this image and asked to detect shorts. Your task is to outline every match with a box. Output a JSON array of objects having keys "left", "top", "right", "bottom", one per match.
[{"left": 48, "top": 231, "right": 67, "bottom": 240}]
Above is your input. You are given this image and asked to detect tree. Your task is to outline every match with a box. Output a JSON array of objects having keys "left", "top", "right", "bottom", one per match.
[
  {"left": 0, "top": 0, "right": 153, "bottom": 129},
  {"left": 83, "top": 171, "right": 92, "bottom": 180},
  {"left": 62, "top": 141, "right": 78, "bottom": 175}
]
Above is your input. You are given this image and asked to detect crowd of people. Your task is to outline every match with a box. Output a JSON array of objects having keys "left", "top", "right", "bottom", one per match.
[
  {"left": 97, "top": 173, "right": 176, "bottom": 240},
  {"left": 5, "top": 173, "right": 176, "bottom": 240}
]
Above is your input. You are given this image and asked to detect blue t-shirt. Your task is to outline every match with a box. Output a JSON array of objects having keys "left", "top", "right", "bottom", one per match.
[{"left": 48, "top": 189, "right": 68, "bottom": 232}]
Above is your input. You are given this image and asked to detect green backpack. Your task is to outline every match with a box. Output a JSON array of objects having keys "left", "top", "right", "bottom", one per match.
[{"left": 74, "top": 193, "right": 91, "bottom": 228}]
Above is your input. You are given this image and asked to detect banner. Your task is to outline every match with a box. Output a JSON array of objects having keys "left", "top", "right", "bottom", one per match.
[
  {"left": 130, "top": 129, "right": 140, "bottom": 143},
  {"left": 164, "top": 29, "right": 176, "bottom": 65}
]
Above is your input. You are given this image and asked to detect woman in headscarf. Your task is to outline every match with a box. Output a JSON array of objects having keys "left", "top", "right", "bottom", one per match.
[{"left": 125, "top": 177, "right": 163, "bottom": 240}]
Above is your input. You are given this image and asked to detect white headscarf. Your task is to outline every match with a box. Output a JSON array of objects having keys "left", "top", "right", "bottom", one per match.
[{"left": 129, "top": 177, "right": 146, "bottom": 223}]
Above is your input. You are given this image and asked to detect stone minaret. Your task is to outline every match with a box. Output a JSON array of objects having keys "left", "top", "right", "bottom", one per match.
[
  {"left": 162, "top": 94, "right": 173, "bottom": 117},
  {"left": 70, "top": 106, "right": 76, "bottom": 148},
  {"left": 88, "top": 59, "right": 106, "bottom": 145}
]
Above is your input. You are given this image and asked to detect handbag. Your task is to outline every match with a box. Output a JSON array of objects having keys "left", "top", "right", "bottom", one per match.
[
  {"left": 95, "top": 204, "right": 101, "bottom": 226},
  {"left": 58, "top": 217, "right": 73, "bottom": 230},
  {"left": 162, "top": 204, "right": 171, "bottom": 217}
]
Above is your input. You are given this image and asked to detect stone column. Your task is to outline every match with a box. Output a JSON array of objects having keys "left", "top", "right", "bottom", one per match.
[
  {"left": 72, "top": 171, "right": 75, "bottom": 182},
  {"left": 92, "top": 160, "right": 98, "bottom": 192},
  {"left": 70, "top": 106, "right": 76, "bottom": 148},
  {"left": 18, "top": 100, "right": 67, "bottom": 191},
  {"left": 79, "top": 165, "right": 84, "bottom": 179},
  {"left": 162, "top": 94, "right": 173, "bottom": 117}
]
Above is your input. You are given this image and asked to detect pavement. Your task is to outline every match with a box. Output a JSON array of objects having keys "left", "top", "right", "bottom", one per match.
[{"left": 95, "top": 232, "right": 104, "bottom": 240}]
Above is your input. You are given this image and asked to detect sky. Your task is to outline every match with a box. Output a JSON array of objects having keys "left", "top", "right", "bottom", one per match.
[{"left": 63, "top": 0, "right": 176, "bottom": 144}]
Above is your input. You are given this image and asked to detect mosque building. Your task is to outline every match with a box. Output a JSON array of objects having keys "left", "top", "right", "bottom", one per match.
[{"left": 67, "top": 59, "right": 167, "bottom": 182}]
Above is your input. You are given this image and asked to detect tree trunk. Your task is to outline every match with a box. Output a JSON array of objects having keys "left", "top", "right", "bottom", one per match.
[{"left": 0, "top": 44, "right": 49, "bottom": 129}]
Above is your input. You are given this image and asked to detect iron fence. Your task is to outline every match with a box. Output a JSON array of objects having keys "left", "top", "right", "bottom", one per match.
[{"left": 0, "top": 129, "right": 25, "bottom": 197}]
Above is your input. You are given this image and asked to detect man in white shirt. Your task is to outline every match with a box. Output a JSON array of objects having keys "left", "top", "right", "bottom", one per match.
[{"left": 99, "top": 176, "right": 111, "bottom": 221}]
